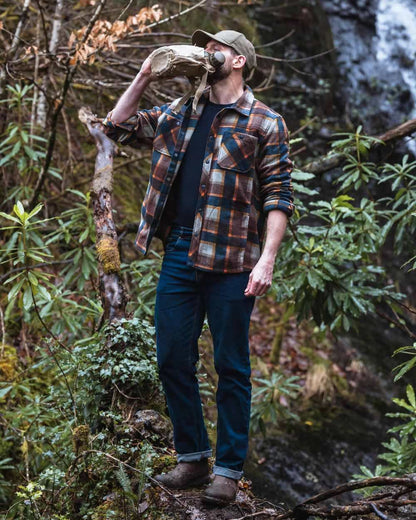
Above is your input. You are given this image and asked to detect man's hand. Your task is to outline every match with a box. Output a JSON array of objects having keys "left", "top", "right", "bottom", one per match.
[
  {"left": 140, "top": 56, "right": 155, "bottom": 80},
  {"left": 244, "top": 210, "right": 288, "bottom": 298},
  {"left": 244, "top": 258, "right": 274, "bottom": 297}
]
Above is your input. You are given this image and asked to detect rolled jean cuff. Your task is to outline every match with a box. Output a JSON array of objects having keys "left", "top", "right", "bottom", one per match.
[
  {"left": 177, "top": 450, "right": 212, "bottom": 462},
  {"left": 213, "top": 464, "right": 243, "bottom": 480}
]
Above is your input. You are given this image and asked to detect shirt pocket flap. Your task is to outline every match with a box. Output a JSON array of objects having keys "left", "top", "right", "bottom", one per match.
[
  {"left": 217, "top": 132, "right": 258, "bottom": 173},
  {"left": 154, "top": 113, "right": 182, "bottom": 155}
]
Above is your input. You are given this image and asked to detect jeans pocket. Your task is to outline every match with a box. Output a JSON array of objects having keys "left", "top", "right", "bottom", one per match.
[{"left": 165, "top": 234, "right": 181, "bottom": 252}]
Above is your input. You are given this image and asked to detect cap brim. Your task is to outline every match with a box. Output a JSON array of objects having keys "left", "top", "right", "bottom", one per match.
[{"left": 192, "top": 30, "right": 222, "bottom": 48}]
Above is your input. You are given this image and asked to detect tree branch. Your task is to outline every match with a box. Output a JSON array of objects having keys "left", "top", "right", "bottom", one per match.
[
  {"left": 78, "top": 106, "right": 127, "bottom": 323},
  {"left": 256, "top": 48, "right": 334, "bottom": 64},
  {"left": 230, "top": 475, "right": 416, "bottom": 520},
  {"left": 305, "top": 119, "right": 416, "bottom": 175}
]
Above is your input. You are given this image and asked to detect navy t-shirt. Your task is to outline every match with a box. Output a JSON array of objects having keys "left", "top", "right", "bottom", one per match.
[{"left": 172, "top": 101, "right": 232, "bottom": 227}]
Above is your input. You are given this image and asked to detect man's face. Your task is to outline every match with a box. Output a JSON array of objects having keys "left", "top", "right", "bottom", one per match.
[{"left": 205, "top": 40, "right": 236, "bottom": 85}]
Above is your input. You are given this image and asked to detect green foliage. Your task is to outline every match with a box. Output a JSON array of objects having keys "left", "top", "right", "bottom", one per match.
[
  {"left": 275, "top": 191, "right": 395, "bottom": 330},
  {"left": 0, "top": 317, "right": 162, "bottom": 517},
  {"left": 0, "top": 84, "right": 61, "bottom": 204},
  {"left": 72, "top": 317, "right": 161, "bottom": 422},
  {"left": 379, "top": 384, "right": 416, "bottom": 472},
  {"left": 378, "top": 155, "right": 416, "bottom": 253},
  {"left": 46, "top": 190, "right": 98, "bottom": 292},
  {"left": 392, "top": 343, "right": 416, "bottom": 381},
  {"left": 0, "top": 199, "right": 100, "bottom": 337},
  {"left": 356, "top": 341, "right": 416, "bottom": 480},
  {"left": 275, "top": 128, "right": 416, "bottom": 332},
  {"left": 352, "top": 464, "right": 387, "bottom": 496},
  {"left": 330, "top": 126, "right": 384, "bottom": 191},
  {"left": 0, "top": 201, "right": 55, "bottom": 318},
  {"left": 250, "top": 371, "right": 301, "bottom": 435},
  {"left": 126, "top": 255, "right": 162, "bottom": 319},
  {"left": 375, "top": 344, "right": 416, "bottom": 475}
]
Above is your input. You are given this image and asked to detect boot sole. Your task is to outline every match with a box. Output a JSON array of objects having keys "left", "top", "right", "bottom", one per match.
[
  {"left": 155, "top": 474, "right": 210, "bottom": 490},
  {"left": 200, "top": 493, "right": 235, "bottom": 507}
]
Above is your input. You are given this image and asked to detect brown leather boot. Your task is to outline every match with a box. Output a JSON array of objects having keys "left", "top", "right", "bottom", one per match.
[
  {"left": 154, "top": 459, "right": 210, "bottom": 489},
  {"left": 201, "top": 475, "right": 238, "bottom": 506}
]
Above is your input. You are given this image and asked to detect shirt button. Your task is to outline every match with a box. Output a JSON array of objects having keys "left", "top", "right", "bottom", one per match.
[{"left": 167, "top": 176, "right": 172, "bottom": 182}]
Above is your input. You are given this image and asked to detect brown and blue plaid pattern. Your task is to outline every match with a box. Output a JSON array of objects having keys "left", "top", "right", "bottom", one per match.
[{"left": 103, "top": 87, "right": 294, "bottom": 273}]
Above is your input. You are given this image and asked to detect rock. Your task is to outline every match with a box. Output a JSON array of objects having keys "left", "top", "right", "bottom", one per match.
[
  {"left": 132, "top": 409, "right": 173, "bottom": 442},
  {"left": 320, "top": 0, "right": 416, "bottom": 134}
]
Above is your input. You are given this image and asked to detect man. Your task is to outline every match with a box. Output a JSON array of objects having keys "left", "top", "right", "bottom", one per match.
[{"left": 103, "top": 29, "right": 294, "bottom": 506}]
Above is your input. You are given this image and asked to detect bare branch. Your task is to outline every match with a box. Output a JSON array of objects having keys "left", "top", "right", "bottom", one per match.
[
  {"left": 254, "top": 29, "right": 295, "bottom": 49},
  {"left": 256, "top": 48, "right": 334, "bottom": 64},
  {"left": 9, "top": 0, "right": 32, "bottom": 57}
]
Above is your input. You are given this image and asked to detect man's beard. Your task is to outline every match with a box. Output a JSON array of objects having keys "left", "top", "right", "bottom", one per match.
[{"left": 207, "top": 63, "right": 232, "bottom": 85}]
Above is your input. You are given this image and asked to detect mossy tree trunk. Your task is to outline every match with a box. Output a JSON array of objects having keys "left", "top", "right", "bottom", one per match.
[{"left": 79, "top": 107, "right": 127, "bottom": 322}]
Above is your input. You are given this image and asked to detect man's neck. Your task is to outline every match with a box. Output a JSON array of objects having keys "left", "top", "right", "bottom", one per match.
[{"left": 208, "top": 75, "right": 245, "bottom": 105}]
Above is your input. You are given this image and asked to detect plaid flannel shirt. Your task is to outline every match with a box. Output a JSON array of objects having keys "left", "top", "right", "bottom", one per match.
[{"left": 103, "top": 86, "right": 294, "bottom": 273}]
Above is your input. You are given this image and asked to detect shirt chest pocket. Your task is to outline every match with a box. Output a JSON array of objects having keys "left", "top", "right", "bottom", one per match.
[
  {"left": 217, "top": 131, "right": 258, "bottom": 173},
  {"left": 153, "top": 113, "right": 182, "bottom": 156}
]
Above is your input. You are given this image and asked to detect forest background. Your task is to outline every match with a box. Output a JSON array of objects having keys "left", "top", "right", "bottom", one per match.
[{"left": 0, "top": 0, "right": 416, "bottom": 519}]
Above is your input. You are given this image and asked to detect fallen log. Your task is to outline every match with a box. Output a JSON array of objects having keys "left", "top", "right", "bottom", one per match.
[
  {"left": 305, "top": 118, "right": 416, "bottom": 175},
  {"left": 78, "top": 107, "right": 127, "bottom": 323}
]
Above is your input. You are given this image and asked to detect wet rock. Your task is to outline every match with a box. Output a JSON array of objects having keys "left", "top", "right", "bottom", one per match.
[
  {"left": 247, "top": 403, "right": 387, "bottom": 507},
  {"left": 322, "top": 0, "right": 377, "bottom": 25},
  {"left": 320, "top": 0, "right": 415, "bottom": 134}
]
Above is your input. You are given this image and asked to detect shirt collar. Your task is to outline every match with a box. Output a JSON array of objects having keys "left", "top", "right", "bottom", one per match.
[{"left": 191, "top": 85, "right": 254, "bottom": 117}]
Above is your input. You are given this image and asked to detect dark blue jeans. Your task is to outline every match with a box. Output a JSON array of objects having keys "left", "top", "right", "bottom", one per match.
[{"left": 155, "top": 226, "right": 255, "bottom": 480}]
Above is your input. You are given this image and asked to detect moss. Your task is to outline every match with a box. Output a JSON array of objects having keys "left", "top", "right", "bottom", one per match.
[
  {"left": 96, "top": 236, "right": 121, "bottom": 273},
  {"left": 151, "top": 454, "right": 176, "bottom": 475},
  {"left": 0, "top": 344, "right": 19, "bottom": 380},
  {"left": 91, "top": 501, "right": 116, "bottom": 520},
  {"left": 72, "top": 424, "right": 90, "bottom": 455}
]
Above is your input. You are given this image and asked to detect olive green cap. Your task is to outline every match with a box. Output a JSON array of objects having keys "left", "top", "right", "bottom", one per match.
[{"left": 192, "top": 29, "right": 257, "bottom": 71}]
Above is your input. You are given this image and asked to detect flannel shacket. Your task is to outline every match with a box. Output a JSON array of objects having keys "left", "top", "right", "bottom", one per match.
[{"left": 103, "top": 86, "right": 294, "bottom": 273}]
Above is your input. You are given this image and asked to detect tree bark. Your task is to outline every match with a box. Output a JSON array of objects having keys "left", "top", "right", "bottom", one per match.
[
  {"left": 78, "top": 107, "right": 127, "bottom": 323},
  {"left": 36, "top": 0, "right": 64, "bottom": 127},
  {"left": 304, "top": 118, "right": 416, "bottom": 175}
]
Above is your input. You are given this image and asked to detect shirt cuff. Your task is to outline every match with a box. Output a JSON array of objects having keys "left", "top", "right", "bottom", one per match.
[
  {"left": 263, "top": 198, "right": 294, "bottom": 217},
  {"left": 102, "top": 111, "right": 115, "bottom": 128}
]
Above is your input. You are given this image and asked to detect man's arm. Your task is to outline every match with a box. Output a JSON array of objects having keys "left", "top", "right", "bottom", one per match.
[
  {"left": 102, "top": 57, "right": 161, "bottom": 148},
  {"left": 110, "top": 57, "right": 154, "bottom": 124},
  {"left": 245, "top": 114, "right": 294, "bottom": 297},
  {"left": 244, "top": 210, "right": 287, "bottom": 297}
]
